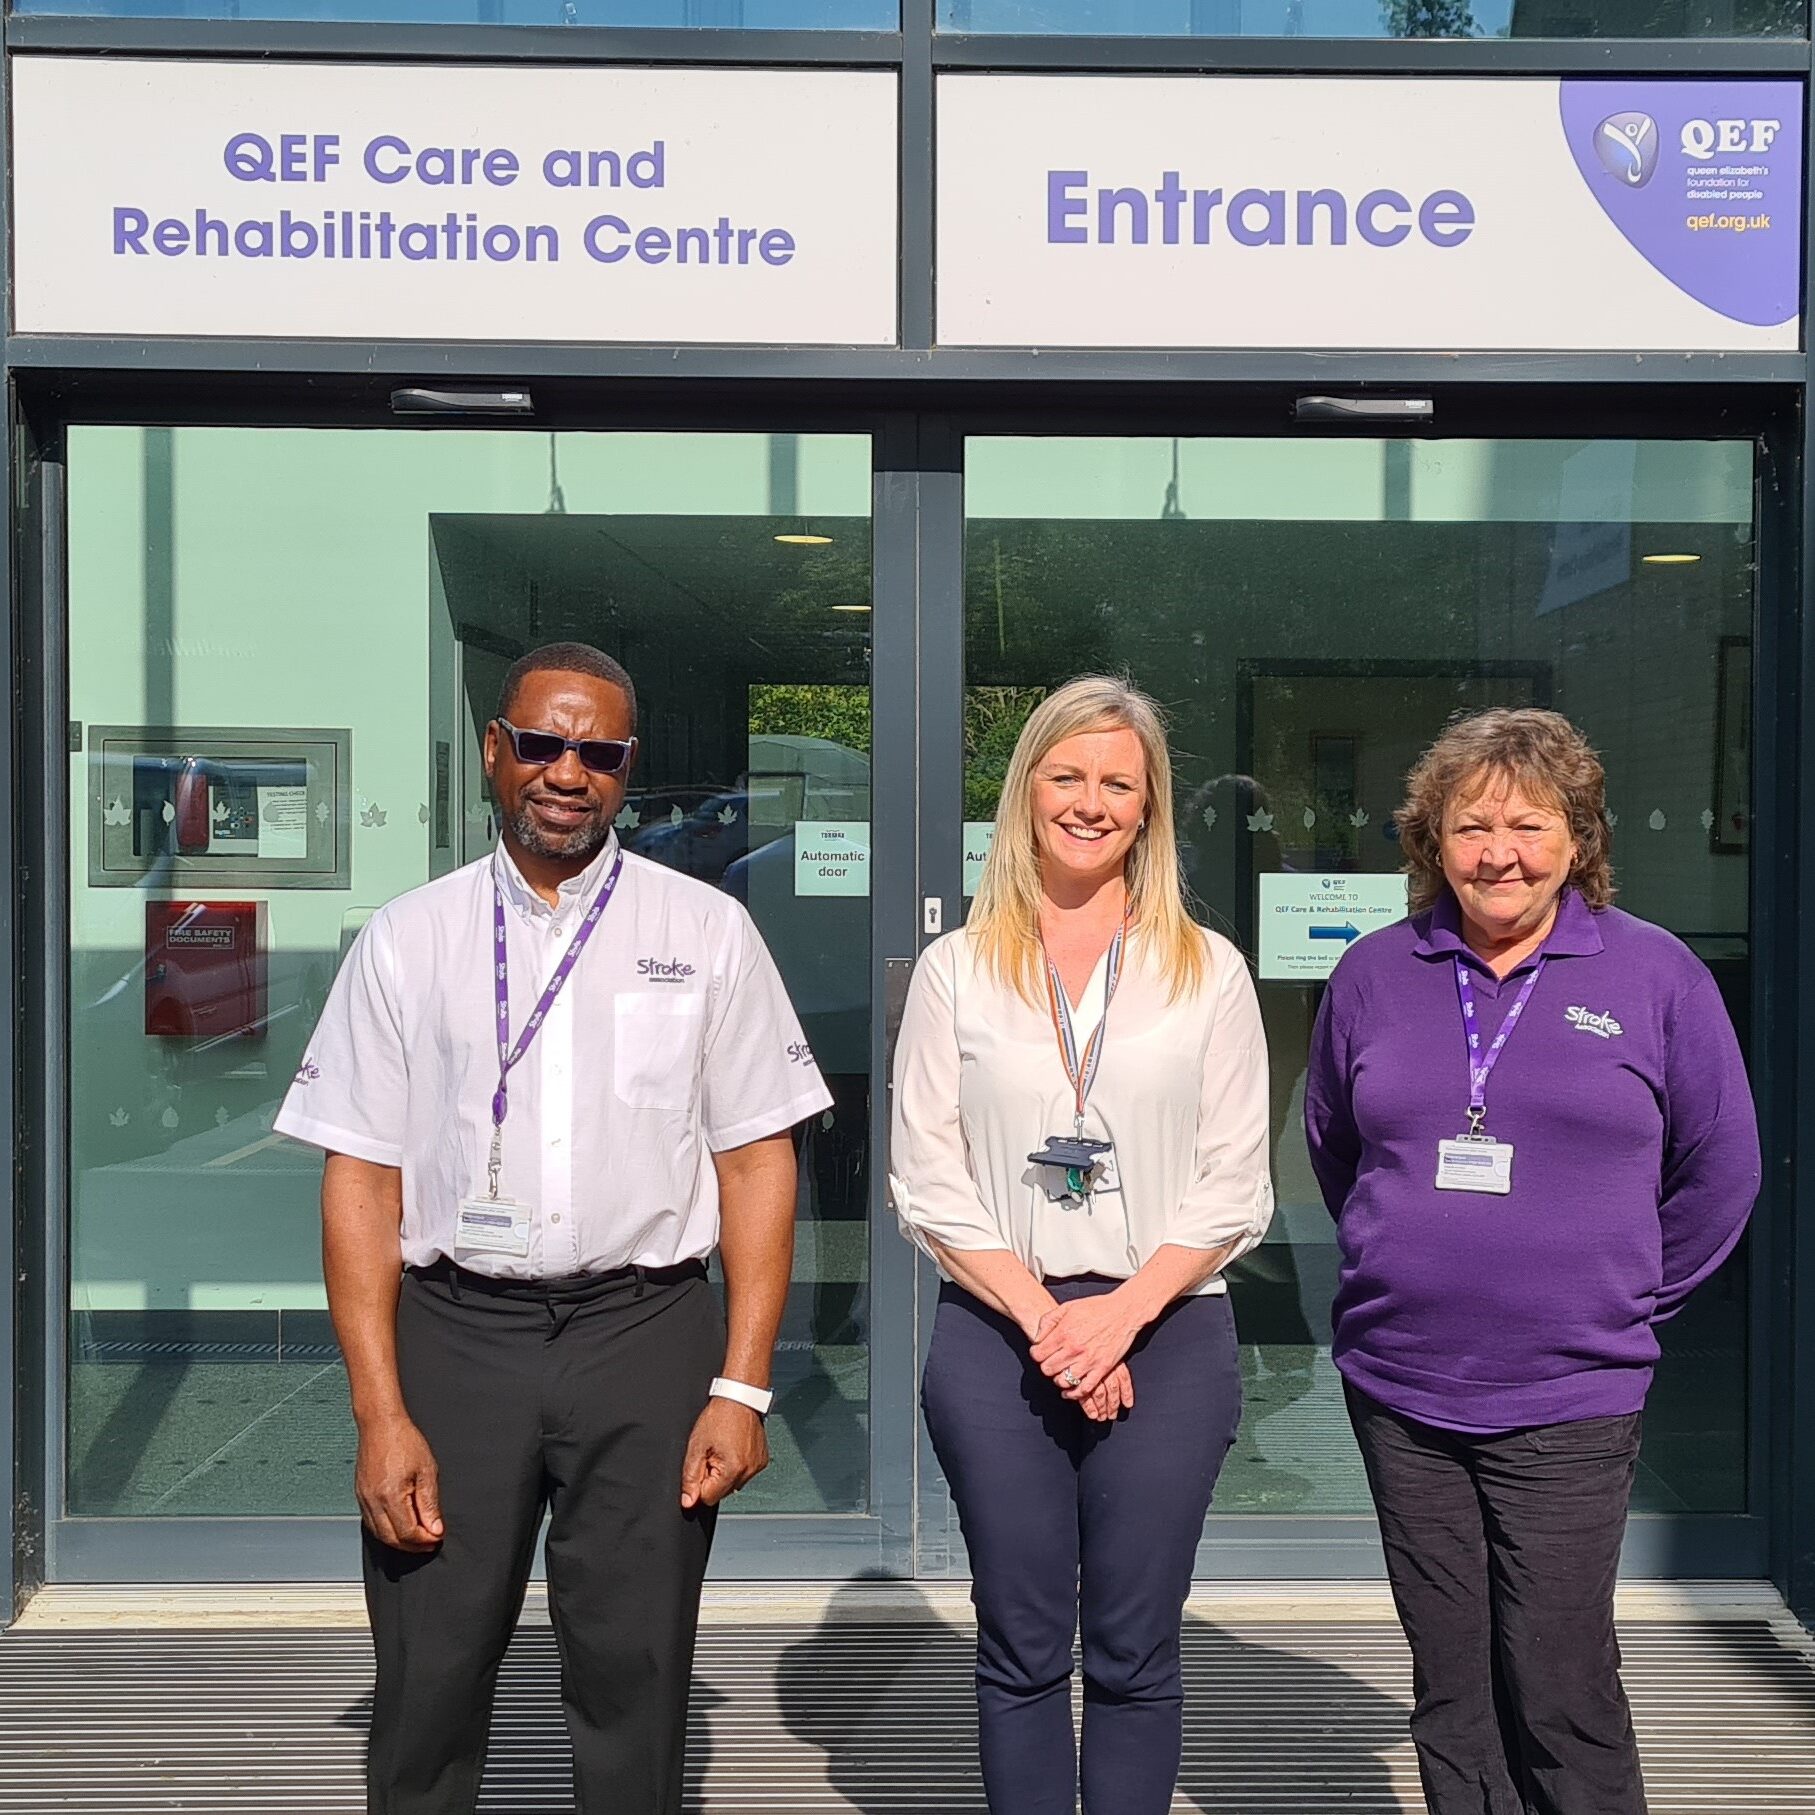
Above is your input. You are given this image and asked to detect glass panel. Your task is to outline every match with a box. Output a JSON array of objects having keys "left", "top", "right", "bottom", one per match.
[
  {"left": 66, "top": 426, "right": 874, "bottom": 1519},
  {"left": 21, "top": 0, "right": 892, "bottom": 25},
  {"left": 963, "top": 434, "right": 1754, "bottom": 1518},
  {"left": 939, "top": 0, "right": 1794, "bottom": 35}
]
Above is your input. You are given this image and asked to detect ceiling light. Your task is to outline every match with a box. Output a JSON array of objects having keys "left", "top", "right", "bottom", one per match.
[
  {"left": 774, "top": 532, "right": 833, "bottom": 547},
  {"left": 831, "top": 603, "right": 872, "bottom": 613},
  {"left": 1642, "top": 553, "right": 1701, "bottom": 566}
]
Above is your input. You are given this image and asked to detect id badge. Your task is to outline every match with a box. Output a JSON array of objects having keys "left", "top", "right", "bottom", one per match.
[
  {"left": 455, "top": 1196, "right": 532, "bottom": 1258},
  {"left": 1434, "top": 1136, "right": 1513, "bottom": 1196}
]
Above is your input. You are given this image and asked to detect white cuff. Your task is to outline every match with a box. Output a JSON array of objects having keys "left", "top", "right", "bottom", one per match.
[{"left": 709, "top": 1376, "right": 773, "bottom": 1417}]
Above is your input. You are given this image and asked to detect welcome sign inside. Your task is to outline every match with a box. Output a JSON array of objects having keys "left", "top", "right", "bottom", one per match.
[{"left": 936, "top": 75, "right": 1801, "bottom": 352}]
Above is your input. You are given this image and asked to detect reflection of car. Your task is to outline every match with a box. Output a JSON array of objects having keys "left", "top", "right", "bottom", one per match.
[{"left": 627, "top": 791, "right": 759, "bottom": 885}]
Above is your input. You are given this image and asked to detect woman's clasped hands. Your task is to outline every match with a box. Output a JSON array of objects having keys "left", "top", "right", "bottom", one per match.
[{"left": 1031, "top": 1293, "right": 1143, "bottom": 1422}]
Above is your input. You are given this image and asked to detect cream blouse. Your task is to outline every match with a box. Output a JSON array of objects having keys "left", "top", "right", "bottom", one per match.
[{"left": 888, "top": 924, "right": 1274, "bottom": 1293}]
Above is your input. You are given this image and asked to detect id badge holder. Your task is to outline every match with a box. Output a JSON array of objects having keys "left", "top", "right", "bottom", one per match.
[
  {"left": 1434, "top": 1135, "right": 1513, "bottom": 1196},
  {"left": 455, "top": 1196, "right": 532, "bottom": 1259}
]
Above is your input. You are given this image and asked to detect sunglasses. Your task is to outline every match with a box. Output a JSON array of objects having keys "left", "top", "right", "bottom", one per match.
[{"left": 496, "top": 719, "right": 638, "bottom": 777}]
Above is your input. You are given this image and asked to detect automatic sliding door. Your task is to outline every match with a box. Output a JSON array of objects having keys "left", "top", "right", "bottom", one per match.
[
  {"left": 948, "top": 431, "right": 1760, "bottom": 1576},
  {"left": 58, "top": 424, "right": 906, "bottom": 1579}
]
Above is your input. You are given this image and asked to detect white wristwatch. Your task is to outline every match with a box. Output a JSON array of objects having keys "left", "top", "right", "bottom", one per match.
[{"left": 709, "top": 1376, "right": 774, "bottom": 1418}]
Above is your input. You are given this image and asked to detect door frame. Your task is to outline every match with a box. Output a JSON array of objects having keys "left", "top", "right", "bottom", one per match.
[
  {"left": 21, "top": 381, "right": 926, "bottom": 1582},
  {"left": 914, "top": 387, "right": 1797, "bottom": 1579}
]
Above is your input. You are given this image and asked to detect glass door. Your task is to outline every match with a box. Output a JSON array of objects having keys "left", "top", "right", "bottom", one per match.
[
  {"left": 932, "top": 429, "right": 1764, "bottom": 1578},
  {"left": 53, "top": 423, "right": 913, "bottom": 1579}
]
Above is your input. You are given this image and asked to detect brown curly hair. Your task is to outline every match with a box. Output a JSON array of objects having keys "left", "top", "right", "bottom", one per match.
[{"left": 1396, "top": 708, "right": 1616, "bottom": 915}]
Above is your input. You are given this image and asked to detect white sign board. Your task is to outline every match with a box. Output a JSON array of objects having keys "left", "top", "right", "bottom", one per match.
[
  {"left": 12, "top": 58, "right": 899, "bottom": 345},
  {"left": 1259, "top": 873, "right": 1408, "bottom": 981},
  {"left": 795, "top": 822, "right": 870, "bottom": 897},
  {"left": 937, "top": 75, "right": 1801, "bottom": 352},
  {"left": 963, "top": 822, "right": 997, "bottom": 898}
]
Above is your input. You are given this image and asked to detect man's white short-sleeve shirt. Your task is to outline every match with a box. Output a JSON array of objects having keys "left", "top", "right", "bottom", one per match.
[{"left": 275, "top": 834, "right": 832, "bottom": 1278}]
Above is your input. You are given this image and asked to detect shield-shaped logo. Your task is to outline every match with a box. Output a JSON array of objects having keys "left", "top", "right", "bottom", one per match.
[{"left": 1594, "top": 112, "right": 1659, "bottom": 188}]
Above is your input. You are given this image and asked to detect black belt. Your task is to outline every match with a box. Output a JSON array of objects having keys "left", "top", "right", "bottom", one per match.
[{"left": 409, "top": 1255, "right": 708, "bottom": 1298}]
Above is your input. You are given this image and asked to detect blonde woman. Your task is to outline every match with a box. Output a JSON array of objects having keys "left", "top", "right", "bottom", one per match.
[{"left": 889, "top": 675, "right": 1274, "bottom": 1815}]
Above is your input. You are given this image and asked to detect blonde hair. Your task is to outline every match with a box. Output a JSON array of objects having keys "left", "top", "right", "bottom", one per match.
[
  {"left": 1396, "top": 707, "right": 1616, "bottom": 914},
  {"left": 969, "top": 674, "right": 1206, "bottom": 1002}
]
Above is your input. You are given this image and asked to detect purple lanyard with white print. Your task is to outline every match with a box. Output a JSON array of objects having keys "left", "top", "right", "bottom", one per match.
[
  {"left": 1453, "top": 957, "right": 1545, "bottom": 1137},
  {"left": 486, "top": 851, "right": 623, "bottom": 1197}
]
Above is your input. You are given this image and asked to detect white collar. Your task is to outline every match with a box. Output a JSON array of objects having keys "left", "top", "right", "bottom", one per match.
[{"left": 491, "top": 830, "right": 623, "bottom": 921}]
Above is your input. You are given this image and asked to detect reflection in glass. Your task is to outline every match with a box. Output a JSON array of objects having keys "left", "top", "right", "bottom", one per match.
[
  {"left": 940, "top": 0, "right": 1795, "bottom": 35},
  {"left": 66, "top": 427, "right": 874, "bottom": 1520},
  {"left": 23, "top": 0, "right": 891, "bottom": 24},
  {"left": 962, "top": 435, "right": 1754, "bottom": 1517}
]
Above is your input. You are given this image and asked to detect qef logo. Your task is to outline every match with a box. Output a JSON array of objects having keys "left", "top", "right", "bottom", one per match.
[{"left": 1594, "top": 112, "right": 1659, "bottom": 189}]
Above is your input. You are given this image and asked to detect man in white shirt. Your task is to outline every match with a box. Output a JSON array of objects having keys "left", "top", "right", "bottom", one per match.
[{"left": 275, "top": 642, "right": 831, "bottom": 1815}]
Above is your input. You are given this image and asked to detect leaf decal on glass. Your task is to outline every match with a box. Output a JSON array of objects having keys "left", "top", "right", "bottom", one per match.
[
  {"left": 615, "top": 804, "right": 640, "bottom": 831},
  {"left": 670, "top": 805, "right": 684, "bottom": 826},
  {"left": 1648, "top": 809, "right": 1666, "bottom": 832},
  {"left": 1247, "top": 809, "right": 1275, "bottom": 834},
  {"left": 109, "top": 1107, "right": 129, "bottom": 1128},
  {"left": 1201, "top": 805, "right": 1217, "bottom": 831},
  {"left": 361, "top": 803, "right": 388, "bottom": 829},
  {"left": 103, "top": 798, "right": 130, "bottom": 828},
  {"left": 1350, "top": 808, "right": 1369, "bottom": 828}
]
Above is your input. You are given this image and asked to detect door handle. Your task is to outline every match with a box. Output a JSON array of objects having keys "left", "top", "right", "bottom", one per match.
[{"left": 883, "top": 956, "right": 915, "bottom": 1088}]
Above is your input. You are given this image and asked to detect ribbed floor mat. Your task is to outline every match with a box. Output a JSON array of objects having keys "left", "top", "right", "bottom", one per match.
[{"left": 0, "top": 1618, "right": 1810, "bottom": 1811}]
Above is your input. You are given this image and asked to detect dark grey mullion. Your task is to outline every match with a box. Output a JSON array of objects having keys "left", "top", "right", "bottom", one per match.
[
  {"left": 899, "top": 0, "right": 935, "bottom": 346},
  {"left": 867, "top": 415, "right": 926, "bottom": 1574},
  {"left": 1777, "top": 66, "right": 1815, "bottom": 1624},
  {"left": 3, "top": 16, "right": 904, "bottom": 61},
  {"left": 7, "top": 342, "right": 1807, "bottom": 385},
  {"left": 934, "top": 30, "right": 1812, "bottom": 69},
  {"left": 1756, "top": 419, "right": 1800, "bottom": 1610},
  {"left": 907, "top": 417, "right": 963, "bottom": 1576},
  {"left": 16, "top": 429, "right": 68, "bottom": 1606}
]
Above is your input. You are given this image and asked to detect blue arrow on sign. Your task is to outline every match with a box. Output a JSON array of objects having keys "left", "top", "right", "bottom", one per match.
[{"left": 1309, "top": 922, "right": 1363, "bottom": 944}]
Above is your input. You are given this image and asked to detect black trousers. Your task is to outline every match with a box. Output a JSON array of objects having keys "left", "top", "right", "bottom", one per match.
[
  {"left": 1346, "top": 1383, "right": 1647, "bottom": 1815},
  {"left": 363, "top": 1262, "right": 723, "bottom": 1815}
]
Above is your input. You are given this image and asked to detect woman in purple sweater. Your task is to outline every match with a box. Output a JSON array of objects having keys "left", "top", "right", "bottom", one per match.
[{"left": 1305, "top": 708, "right": 1759, "bottom": 1815}]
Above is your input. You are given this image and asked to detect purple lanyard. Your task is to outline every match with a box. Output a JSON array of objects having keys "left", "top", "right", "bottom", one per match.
[
  {"left": 486, "top": 851, "right": 623, "bottom": 1197},
  {"left": 1454, "top": 957, "right": 1545, "bottom": 1136}
]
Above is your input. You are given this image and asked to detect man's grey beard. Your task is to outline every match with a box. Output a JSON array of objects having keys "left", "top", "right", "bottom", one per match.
[{"left": 509, "top": 801, "right": 611, "bottom": 863}]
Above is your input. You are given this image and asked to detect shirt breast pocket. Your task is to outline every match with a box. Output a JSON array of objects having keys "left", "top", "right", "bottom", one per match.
[{"left": 613, "top": 994, "right": 706, "bottom": 1110}]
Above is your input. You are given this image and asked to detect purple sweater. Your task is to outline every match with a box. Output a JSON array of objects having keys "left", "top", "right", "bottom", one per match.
[{"left": 1304, "top": 888, "right": 1759, "bottom": 1433}]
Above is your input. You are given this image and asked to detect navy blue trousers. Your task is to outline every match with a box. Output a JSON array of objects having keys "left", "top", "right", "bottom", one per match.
[{"left": 922, "top": 1278, "right": 1242, "bottom": 1815}]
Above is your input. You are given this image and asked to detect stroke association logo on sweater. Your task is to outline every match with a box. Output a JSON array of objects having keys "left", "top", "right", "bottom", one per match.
[{"left": 1566, "top": 1005, "right": 1625, "bottom": 1039}]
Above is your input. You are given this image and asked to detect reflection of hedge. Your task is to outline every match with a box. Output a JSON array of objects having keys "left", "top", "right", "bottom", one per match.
[
  {"left": 747, "top": 684, "right": 872, "bottom": 756},
  {"left": 965, "top": 686, "right": 1045, "bottom": 821}
]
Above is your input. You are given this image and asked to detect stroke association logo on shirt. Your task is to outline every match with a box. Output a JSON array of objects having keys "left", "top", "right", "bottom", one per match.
[
  {"left": 1566, "top": 1005, "right": 1625, "bottom": 1040},
  {"left": 636, "top": 955, "right": 696, "bottom": 983},
  {"left": 787, "top": 1040, "right": 815, "bottom": 1067},
  {"left": 293, "top": 1057, "right": 322, "bottom": 1084}
]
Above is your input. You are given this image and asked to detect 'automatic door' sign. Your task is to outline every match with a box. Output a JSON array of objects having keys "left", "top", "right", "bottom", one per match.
[
  {"left": 11, "top": 59, "right": 899, "bottom": 345},
  {"left": 937, "top": 75, "right": 1800, "bottom": 352}
]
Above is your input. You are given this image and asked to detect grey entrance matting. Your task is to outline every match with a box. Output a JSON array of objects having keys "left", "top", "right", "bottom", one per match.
[{"left": 0, "top": 1618, "right": 1812, "bottom": 1812}]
